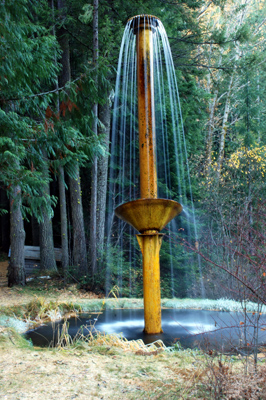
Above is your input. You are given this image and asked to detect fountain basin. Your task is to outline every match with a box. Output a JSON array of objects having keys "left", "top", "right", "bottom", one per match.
[
  {"left": 25, "top": 308, "right": 266, "bottom": 352},
  {"left": 115, "top": 198, "right": 182, "bottom": 233}
]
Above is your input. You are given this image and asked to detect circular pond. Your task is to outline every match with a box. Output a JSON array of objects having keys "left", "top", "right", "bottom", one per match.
[{"left": 25, "top": 308, "right": 266, "bottom": 352}]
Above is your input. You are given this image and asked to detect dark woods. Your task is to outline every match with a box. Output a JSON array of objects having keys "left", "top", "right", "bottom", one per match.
[{"left": 1, "top": 0, "right": 266, "bottom": 303}]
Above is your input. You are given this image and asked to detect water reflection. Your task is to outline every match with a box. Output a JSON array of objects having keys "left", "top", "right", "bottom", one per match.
[{"left": 25, "top": 308, "right": 266, "bottom": 352}]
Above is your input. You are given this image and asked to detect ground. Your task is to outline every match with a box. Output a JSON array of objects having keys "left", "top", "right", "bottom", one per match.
[
  {"left": 0, "top": 279, "right": 266, "bottom": 399},
  {"left": 0, "top": 281, "right": 195, "bottom": 400},
  {"left": 0, "top": 337, "right": 191, "bottom": 400},
  {"left": 0, "top": 261, "right": 8, "bottom": 287}
]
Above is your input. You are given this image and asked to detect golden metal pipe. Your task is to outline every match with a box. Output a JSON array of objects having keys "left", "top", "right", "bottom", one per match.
[
  {"left": 137, "top": 233, "right": 163, "bottom": 334},
  {"left": 136, "top": 21, "right": 157, "bottom": 199}
]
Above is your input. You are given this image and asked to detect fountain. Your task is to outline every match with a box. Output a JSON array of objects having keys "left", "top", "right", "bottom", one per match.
[
  {"left": 23, "top": 16, "right": 266, "bottom": 352},
  {"left": 114, "top": 15, "right": 182, "bottom": 334}
]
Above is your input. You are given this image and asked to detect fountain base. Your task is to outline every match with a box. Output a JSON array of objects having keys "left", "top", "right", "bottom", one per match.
[
  {"left": 115, "top": 198, "right": 182, "bottom": 334},
  {"left": 137, "top": 232, "right": 164, "bottom": 334}
]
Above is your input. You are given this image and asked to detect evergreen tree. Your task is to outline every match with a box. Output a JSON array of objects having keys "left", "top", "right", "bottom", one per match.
[{"left": 0, "top": 0, "right": 60, "bottom": 284}]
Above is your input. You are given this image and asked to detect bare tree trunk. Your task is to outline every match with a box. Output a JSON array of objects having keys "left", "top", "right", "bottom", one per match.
[
  {"left": 90, "top": 160, "right": 97, "bottom": 274},
  {"left": 90, "top": 0, "right": 99, "bottom": 275},
  {"left": 96, "top": 99, "right": 111, "bottom": 257},
  {"left": 57, "top": 0, "right": 71, "bottom": 87},
  {"left": 57, "top": 0, "right": 87, "bottom": 278},
  {"left": 58, "top": 166, "right": 69, "bottom": 283},
  {"left": 53, "top": 0, "right": 69, "bottom": 283},
  {"left": 69, "top": 164, "right": 88, "bottom": 275},
  {"left": 205, "top": 89, "right": 218, "bottom": 174},
  {"left": 256, "top": 74, "right": 261, "bottom": 143},
  {"left": 8, "top": 184, "right": 26, "bottom": 286},
  {"left": 204, "top": 47, "right": 221, "bottom": 176},
  {"left": 216, "top": 74, "right": 234, "bottom": 180},
  {"left": 39, "top": 179, "right": 57, "bottom": 272},
  {"left": 0, "top": 188, "right": 10, "bottom": 253}
]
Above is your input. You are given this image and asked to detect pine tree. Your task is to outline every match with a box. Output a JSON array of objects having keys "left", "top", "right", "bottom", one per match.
[{"left": 0, "top": 0, "right": 60, "bottom": 284}]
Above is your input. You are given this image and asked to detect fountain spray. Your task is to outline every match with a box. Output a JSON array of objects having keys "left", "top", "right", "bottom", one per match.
[{"left": 115, "top": 15, "right": 182, "bottom": 334}]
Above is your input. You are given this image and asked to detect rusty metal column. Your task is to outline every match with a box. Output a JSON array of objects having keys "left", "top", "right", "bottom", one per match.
[
  {"left": 137, "top": 232, "right": 163, "bottom": 334},
  {"left": 135, "top": 16, "right": 162, "bottom": 334},
  {"left": 136, "top": 20, "right": 157, "bottom": 199}
]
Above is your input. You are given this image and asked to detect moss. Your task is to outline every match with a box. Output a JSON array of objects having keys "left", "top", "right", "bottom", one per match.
[{"left": 0, "top": 327, "right": 32, "bottom": 348}]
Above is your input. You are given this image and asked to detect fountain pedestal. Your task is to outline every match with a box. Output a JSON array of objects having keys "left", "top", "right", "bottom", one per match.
[
  {"left": 115, "top": 198, "right": 182, "bottom": 333},
  {"left": 136, "top": 232, "right": 163, "bottom": 333}
]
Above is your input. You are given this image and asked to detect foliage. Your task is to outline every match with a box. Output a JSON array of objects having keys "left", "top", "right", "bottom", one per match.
[
  {"left": 0, "top": 0, "right": 60, "bottom": 220},
  {"left": 1, "top": 0, "right": 266, "bottom": 299}
]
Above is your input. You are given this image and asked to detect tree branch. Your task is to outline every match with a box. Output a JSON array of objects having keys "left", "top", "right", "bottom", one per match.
[{"left": 1, "top": 72, "right": 94, "bottom": 103}]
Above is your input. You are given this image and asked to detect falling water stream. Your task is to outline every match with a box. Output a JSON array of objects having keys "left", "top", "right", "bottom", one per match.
[{"left": 106, "top": 15, "right": 204, "bottom": 298}]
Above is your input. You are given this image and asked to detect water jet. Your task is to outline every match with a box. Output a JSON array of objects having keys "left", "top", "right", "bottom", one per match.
[{"left": 114, "top": 15, "right": 182, "bottom": 334}]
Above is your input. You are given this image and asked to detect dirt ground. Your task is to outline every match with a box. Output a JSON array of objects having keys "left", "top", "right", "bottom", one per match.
[
  {"left": 0, "top": 285, "right": 100, "bottom": 307},
  {"left": 0, "top": 261, "right": 8, "bottom": 287}
]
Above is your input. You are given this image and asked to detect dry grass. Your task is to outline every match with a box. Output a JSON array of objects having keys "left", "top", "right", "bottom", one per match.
[
  {"left": 1, "top": 323, "right": 266, "bottom": 399},
  {"left": 0, "top": 326, "right": 198, "bottom": 400},
  {"left": 1, "top": 285, "right": 266, "bottom": 399}
]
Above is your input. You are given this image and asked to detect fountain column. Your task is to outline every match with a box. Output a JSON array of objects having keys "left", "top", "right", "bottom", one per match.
[
  {"left": 136, "top": 232, "right": 163, "bottom": 333},
  {"left": 135, "top": 18, "right": 157, "bottom": 199},
  {"left": 135, "top": 16, "right": 162, "bottom": 333},
  {"left": 115, "top": 15, "right": 182, "bottom": 335}
]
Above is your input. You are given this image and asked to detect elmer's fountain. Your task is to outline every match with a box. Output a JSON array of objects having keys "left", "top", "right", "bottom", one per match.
[
  {"left": 24, "top": 15, "right": 266, "bottom": 350},
  {"left": 114, "top": 15, "right": 182, "bottom": 334}
]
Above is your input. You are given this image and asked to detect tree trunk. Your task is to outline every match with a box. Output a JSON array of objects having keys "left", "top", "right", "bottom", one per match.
[
  {"left": 90, "top": 0, "right": 99, "bottom": 275},
  {"left": 8, "top": 184, "right": 26, "bottom": 286},
  {"left": 69, "top": 164, "right": 88, "bottom": 275},
  {"left": 90, "top": 159, "right": 97, "bottom": 274},
  {"left": 96, "top": 99, "right": 111, "bottom": 257},
  {"left": 39, "top": 180, "right": 57, "bottom": 272},
  {"left": 216, "top": 74, "right": 234, "bottom": 180},
  {"left": 0, "top": 188, "right": 10, "bottom": 253},
  {"left": 55, "top": 0, "right": 69, "bottom": 283},
  {"left": 205, "top": 89, "right": 218, "bottom": 175},
  {"left": 257, "top": 74, "right": 261, "bottom": 143},
  {"left": 58, "top": 165, "right": 69, "bottom": 283},
  {"left": 57, "top": 0, "right": 71, "bottom": 87},
  {"left": 57, "top": 0, "right": 87, "bottom": 278},
  {"left": 204, "top": 47, "right": 221, "bottom": 176}
]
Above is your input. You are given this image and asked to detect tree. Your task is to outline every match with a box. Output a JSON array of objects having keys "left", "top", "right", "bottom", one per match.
[
  {"left": 56, "top": 0, "right": 88, "bottom": 276},
  {"left": 8, "top": 180, "right": 26, "bottom": 286},
  {"left": 39, "top": 154, "right": 57, "bottom": 272},
  {"left": 197, "top": 0, "right": 266, "bottom": 179},
  {"left": 0, "top": 0, "right": 60, "bottom": 284},
  {"left": 89, "top": 0, "right": 99, "bottom": 275},
  {"left": 50, "top": 0, "right": 69, "bottom": 281},
  {"left": 96, "top": 99, "right": 111, "bottom": 256}
]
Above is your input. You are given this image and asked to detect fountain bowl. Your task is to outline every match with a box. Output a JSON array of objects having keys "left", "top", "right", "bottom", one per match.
[{"left": 115, "top": 198, "right": 182, "bottom": 233}]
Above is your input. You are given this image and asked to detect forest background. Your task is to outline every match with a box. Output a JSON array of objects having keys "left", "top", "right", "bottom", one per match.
[{"left": 1, "top": 0, "right": 266, "bottom": 304}]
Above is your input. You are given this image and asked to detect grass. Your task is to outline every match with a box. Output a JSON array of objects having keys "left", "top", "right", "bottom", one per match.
[
  {"left": 0, "top": 319, "right": 266, "bottom": 399},
  {"left": 162, "top": 297, "right": 266, "bottom": 313},
  {"left": 1, "top": 280, "right": 265, "bottom": 334},
  {"left": 1, "top": 279, "right": 266, "bottom": 398},
  {"left": 0, "top": 326, "right": 33, "bottom": 349}
]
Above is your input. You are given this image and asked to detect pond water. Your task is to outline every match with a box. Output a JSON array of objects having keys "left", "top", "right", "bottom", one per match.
[{"left": 25, "top": 308, "right": 266, "bottom": 352}]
